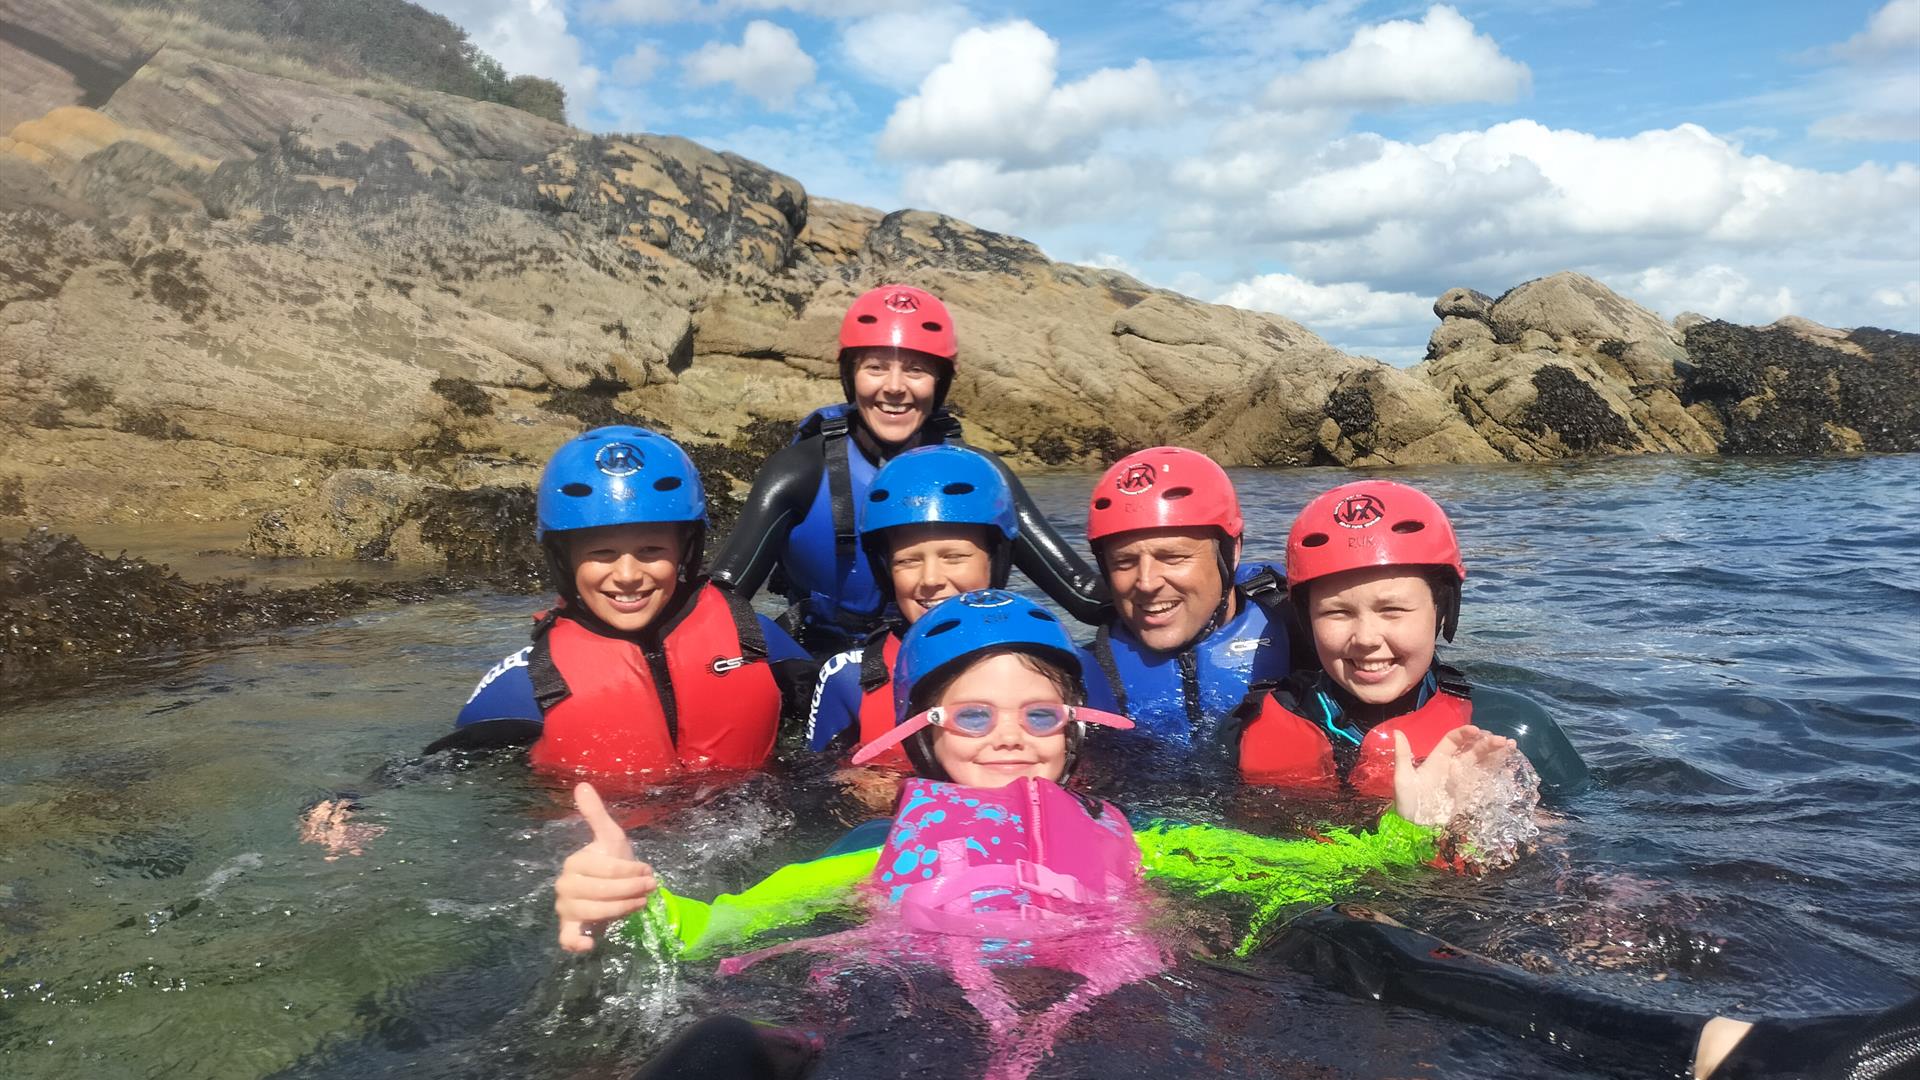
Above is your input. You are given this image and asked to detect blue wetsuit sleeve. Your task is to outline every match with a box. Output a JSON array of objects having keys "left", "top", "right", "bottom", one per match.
[
  {"left": 758, "top": 615, "right": 808, "bottom": 663},
  {"left": 1077, "top": 643, "right": 1120, "bottom": 712},
  {"left": 455, "top": 648, "right": 541, "bottom": 726},
  {"left": 707, "top": 440, "right": 818, "bottom": 600},
  {"left": 806, "top": 648, "right": 864, "bottom": 752}
]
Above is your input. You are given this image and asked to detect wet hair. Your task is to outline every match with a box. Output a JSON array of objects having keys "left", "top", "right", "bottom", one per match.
[{"left": 906, "top": 646, "right": 1084, "bottom": 717}]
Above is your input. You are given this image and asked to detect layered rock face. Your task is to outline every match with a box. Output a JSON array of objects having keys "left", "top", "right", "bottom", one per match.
[{"left": 2, "top": 0, "right": 1913, "bottom": 572}]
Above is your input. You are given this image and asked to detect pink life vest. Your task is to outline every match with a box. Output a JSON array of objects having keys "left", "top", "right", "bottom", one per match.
[{"left": 874, "top": 776, "right": 1141, "bottom": 937}]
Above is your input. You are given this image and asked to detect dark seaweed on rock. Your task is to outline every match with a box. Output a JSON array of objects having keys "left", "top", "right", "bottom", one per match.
[
  {"left": 0, "top": 532, "right": 454, "bottom": 696},
  {"left": 1681, "top": 322, "right": 1920, "bottom": 455}
]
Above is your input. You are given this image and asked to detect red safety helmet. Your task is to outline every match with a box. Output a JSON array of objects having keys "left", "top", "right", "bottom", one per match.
[
  {"left": 1286, "top": 480, "right": 1465, "bottom": 639},
  {"left": 838, "top": 284, "right": 958, "bottom": 361},
  {"left": 1087, "top": 447, "right": 1243, "bottom": 545}
]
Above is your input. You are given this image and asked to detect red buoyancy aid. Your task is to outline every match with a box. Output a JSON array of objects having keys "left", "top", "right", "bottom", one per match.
[
  {"left": 854, "top": 632, "right": 908, "bottom": 769},
  {"left": 1238, "top": 684, "right": 1473, "bottom": 797},
  {"left": 527, "top": 584, "right": 781, "bottom": 776}
]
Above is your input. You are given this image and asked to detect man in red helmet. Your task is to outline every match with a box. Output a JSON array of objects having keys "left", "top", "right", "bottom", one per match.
[
  {"left": 707, "top": 284, "right": 1107, "bottom": 657},
  {"left": 1232, "top": 480, "right": 1588, "bottom": 797},
  {"left": 1078, "top": 447, "right": 1313, "bottom": 750}
]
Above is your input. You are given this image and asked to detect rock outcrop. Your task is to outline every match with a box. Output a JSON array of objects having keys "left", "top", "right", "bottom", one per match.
[{"left": 1, "top": 0, "right": 1914, "bottom": 574}]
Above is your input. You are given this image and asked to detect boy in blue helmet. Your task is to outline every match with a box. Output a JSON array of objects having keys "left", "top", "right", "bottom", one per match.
[
  {"left": 434, "top": 426, "right": 813, "bottom": 778},
  {"left": 805, "top": 444, "right": 1019, "bottom": 768}
]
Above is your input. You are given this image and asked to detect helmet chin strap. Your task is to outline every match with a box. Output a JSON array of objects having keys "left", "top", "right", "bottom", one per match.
[{"left": 1164, "top": 538, "right": 1237, "bottom": 654}]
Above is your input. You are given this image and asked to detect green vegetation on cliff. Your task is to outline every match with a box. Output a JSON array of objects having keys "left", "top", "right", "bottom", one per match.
[{"left": 106, "top": 0, "right": 568, "bottom": 122}]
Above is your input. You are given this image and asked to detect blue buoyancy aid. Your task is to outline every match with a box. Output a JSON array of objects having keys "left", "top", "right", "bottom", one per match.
[
  {"left": 784, "top": 426, "right": 885, "bottom": 631},
  {"left": 1079, "top": 564, "right": 1295, "bottom": 748}
]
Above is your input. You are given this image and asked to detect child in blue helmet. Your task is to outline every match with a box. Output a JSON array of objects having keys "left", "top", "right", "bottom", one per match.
[
  {"left": 434, "top": 426, "right": 813, "bottom": 778},
  {"left": 805, "top": 445, "right": 1020, "bottom": 768}
]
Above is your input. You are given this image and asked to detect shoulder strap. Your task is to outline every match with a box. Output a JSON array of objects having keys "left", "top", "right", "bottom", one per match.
[
  {"left": 1239, "top": 566, "right": 1320, "bottom": 675},
  {"left": 720, "top": 588, "right": 769, "bottom": 662},
  {"left": 1091, "top": 623, "right": 1130, "bottom": 716},
  {"left": 1431, "top": 661, "right": 1473, "bottom": 700},
  {"left": 927, "top": 407, "right": 964, "bottom": 442},
  {"left": 822, "top": 417, "right": 857, "bottom": 558},
  {"left": 858, "top": 625, "right": 894, "bottom": 693},
  {"left": 527, "top": 610, "right": 571, "bottom": 713}
]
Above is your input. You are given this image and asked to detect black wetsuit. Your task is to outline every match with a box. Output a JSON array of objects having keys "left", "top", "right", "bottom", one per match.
[
  {"left": 1274, "top": 905, "right": 1920, "bottom": 1080},
  {"left": 707, "top": 408, "right": 1107, "bottom": 653}
]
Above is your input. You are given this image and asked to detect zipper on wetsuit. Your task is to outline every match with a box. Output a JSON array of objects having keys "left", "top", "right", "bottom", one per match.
[{"left": 1177, "top": 649, "right": 1202, "bottom": 732}]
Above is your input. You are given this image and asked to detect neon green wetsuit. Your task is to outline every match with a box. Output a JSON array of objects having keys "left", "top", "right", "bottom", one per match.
[{"left": 630, "top": 812, "right": 1440, "bottom": 960}]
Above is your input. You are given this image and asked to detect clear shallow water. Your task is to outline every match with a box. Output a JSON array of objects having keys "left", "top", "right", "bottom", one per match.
[{"left": 4, "top": 455, "right": 1918, "bottom": 1079}]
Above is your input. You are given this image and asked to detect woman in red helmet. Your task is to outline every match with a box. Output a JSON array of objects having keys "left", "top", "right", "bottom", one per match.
[
  {"left": 1232, "top": 479, "right": 1588, "bottom": 798},
  {"left": 707, "top": 284, "right": 1106, "bottom": 656}
]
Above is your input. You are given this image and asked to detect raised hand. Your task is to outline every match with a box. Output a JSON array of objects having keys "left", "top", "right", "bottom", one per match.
[
  {"left": 554, "top": 782, "right": 659, "bottom": 953},
  {"left": 1391, "top": 725, "right": 1519, "bottom": 827}
]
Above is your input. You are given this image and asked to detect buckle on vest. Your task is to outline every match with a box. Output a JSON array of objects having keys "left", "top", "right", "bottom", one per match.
[
  {"left": 1013, "top": 859, "right": 1086, "bottom": 903},
  {"left": 711, "top": 655, "right": 746, "bottom": 674}
]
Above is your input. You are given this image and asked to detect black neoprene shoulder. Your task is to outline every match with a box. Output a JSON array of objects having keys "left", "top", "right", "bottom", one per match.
[
  {"left": 969, "top": 446, "right": 1111, "bottom": 625},
  {"left": 707, "top": 438, "right": 824, "bottom": 600}
]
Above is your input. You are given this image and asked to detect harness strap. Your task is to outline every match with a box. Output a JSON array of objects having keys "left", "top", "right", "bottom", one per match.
[
  {"left": 857, "top": 624, "right": 894, "bottom": 693},
  {"left": 721, "top": 590, "right": 769, "bottom": 665},
  {"left": 528, "top": 610, "right": 571, "bottom": 714},
  {"left": 821, "top": 414, "right": 857, "bottom": 559},
  {"left": 1240, "top": 566, "right": 1320, "bottom": 674}
]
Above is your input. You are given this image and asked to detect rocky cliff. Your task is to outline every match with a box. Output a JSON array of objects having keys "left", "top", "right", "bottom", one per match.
[{"left": 3, "top": 0, "right": 1914, "bottom": 574}]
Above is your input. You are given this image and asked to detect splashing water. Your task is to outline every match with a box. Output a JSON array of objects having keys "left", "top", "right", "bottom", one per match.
[
  {"left": 719, "top": 903, "right": 1170, "bottom": 1080},
  {"left": 1451, "top": 754, "right": 1542, "bottom": 873}
]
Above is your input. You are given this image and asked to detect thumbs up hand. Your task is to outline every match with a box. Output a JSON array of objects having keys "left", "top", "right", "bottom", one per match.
[{"left": 554, "top": 782, "right": 659, "bottom": 953}]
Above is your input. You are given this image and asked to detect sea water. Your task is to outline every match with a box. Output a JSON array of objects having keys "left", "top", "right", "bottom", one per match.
[{"left": 3, "top": 455, "right": 1917, "bottom": 1079}]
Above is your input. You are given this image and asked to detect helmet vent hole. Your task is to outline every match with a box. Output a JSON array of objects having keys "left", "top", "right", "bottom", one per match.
[
  {"left": 857, "top": 314, "right": 878, "bottom": 324},
  {"left": 653, "top": 476, "right": 682, "bottom": 492},
  {"left": 1092, "top": 497, "right": 1112, "bottom": 510},
  {"left": 870, "top": 487, "right": 890, "bottom": 502},
  {"left": 1390, "top": 520, "right": 1425, "bottom": 534},
  {"left": 924, "top": 619, "right": 962, "bottom": 638},
  {"left": 561, "top": 483, "right": 593, "bottom": 497},
  {"left": 922, "top": 321, "right": 943, "bottom": 332},
  {"left": 1300, "top": 532, "right": 1329, "bottom": 548},
  {"left": 1027, "top": 608, "right": 1057, "bottom": 623},
  {"left": 1162, "top": 486, "right": 1193, "bottom": 501},
  {"left": 942, "top": 481, "right": 974, "bottom": 496}
]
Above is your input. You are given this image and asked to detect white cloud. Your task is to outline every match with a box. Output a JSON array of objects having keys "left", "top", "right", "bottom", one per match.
[
  {"left": 418, "top": 0, "right": 600, "bottom": 122},
  {"left": 1810, "top": 67, "right": 1920, "bottom": 142},
  {"left": 1216, "top": 273, "right": 1431, "bottom": 331},
  {"left": 1263, "top": 4, "right": 1530, "bottom": 109},
  {"left": 684, "top": 20, "right": 818, "bottom": 109},
  {"left": 898, "top": 156, "right": 1142, "bottom": 233},
  {"left": 879, "top": 21, "right": 1168, "bottom": 168},
  {"left": 1872, "top": 282, "right": 1920, "bottom": 308},
  {"left": 612, "top": 41, "right": 665, "bottom": 85},
  {"left": 1833, "top": 0, "right": 1920, "bottom": 60},
  {"left": 840, "top": 5, "right": 976, "bottom": 92},
  {"left": 1622, "top": 265, "right": 1796, "bottom": 326}
]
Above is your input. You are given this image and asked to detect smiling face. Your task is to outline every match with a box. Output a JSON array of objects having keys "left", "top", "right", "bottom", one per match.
[
  {"left": 928, "top": 652, "right": 1071, "bottom": 787},
  {"left": 1306, "top": 564, "right": 1440, "bottom": 705},
  {"left": 1103, "top": 527, "right": 1234, "bottom": 652},
  {"left": 567, "top": 522, "right": 685, "bottom": 632},
  {"left": 885, "top": 523, "right": 995, "bottom": 624},
  {"left": 848, "top": 348, "right": 942, "bottom": 446}
]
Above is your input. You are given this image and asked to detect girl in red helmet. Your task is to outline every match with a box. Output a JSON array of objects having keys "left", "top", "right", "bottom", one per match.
[
  {"left": 706, "top": 284, "right": 1106, "bottom": 657},
  {"left": 1232, "top": 480, "right": 1588, "bottom": 798}
]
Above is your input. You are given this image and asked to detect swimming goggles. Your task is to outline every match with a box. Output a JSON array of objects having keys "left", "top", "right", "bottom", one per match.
[{"left": 852, "top": 701, "right": 1133, "bottom": 765}]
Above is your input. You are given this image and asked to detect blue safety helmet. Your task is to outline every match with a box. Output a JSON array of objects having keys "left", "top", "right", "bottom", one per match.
[
  {"left": 862, "top": 446, "right": 1019, "bottom": 598},
  {"left": 536, "top": 425, "right": 708, "bottom": 588},
  {"left": 889, "top": 589, "right": 1088, "bottom": 780}
]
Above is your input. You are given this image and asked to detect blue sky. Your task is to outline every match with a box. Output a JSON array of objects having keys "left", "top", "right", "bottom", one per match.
[{"left": 422, "top": 0, "right": 1919, "bottom": 362}]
